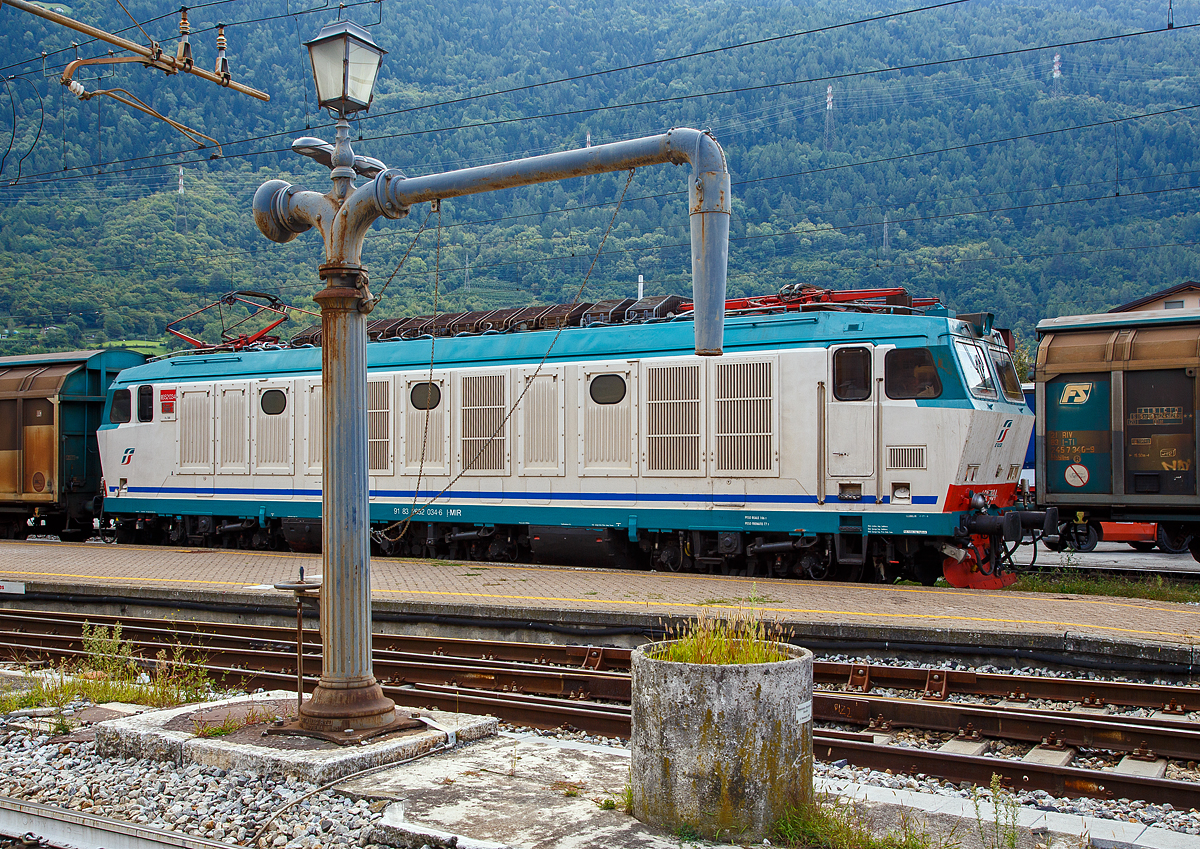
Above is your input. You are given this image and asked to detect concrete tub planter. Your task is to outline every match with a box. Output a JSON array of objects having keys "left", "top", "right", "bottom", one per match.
[{"left": 630, "top": 640, "right": 813, "bottom": 842}]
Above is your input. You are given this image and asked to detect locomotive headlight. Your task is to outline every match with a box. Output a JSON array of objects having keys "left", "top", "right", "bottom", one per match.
[{"left": 969, "top": 492, "right": 988, "bottom": 511}]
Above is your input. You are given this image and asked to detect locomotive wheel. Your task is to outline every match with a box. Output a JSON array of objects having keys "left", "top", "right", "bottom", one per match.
[
  {"left": 1059, "top": 522, "right": 1098, "bottom": 553},
  {"left": 1157, "top": 524, "right": 1192, "bottom": 554}
]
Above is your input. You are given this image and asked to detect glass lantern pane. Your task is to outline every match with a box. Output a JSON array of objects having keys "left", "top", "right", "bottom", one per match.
[
  {"left": 345, "top": 40, "right": 381, "bottom": 106},
  {"left": 308, "top": 38, "right": 346, "bottom": 106}
]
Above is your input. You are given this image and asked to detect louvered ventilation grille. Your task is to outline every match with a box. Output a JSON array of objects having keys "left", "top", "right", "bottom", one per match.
[
  {"left": 256, "top": 392, "right": 289, "bottom": 468},
  {"left": 307, "top": 385, "right": 323, "bottom": 471},
  {"left": 367, "top": 380, "right": 391, "bottom": 472},
  {"left": 405, "top": 383, "right": 445, "bottom": 469},
  {"left": 219, "top": 389, "right": 246, "bottom": 469},
  {"left": 522, "top": 374, "right": 558, "bottom": 469},
  {"left": 463, "top": 374, "right": 506, "bottom": 471},
  {"left": 584, "top": 383, "right": 631, "bottom": 469},
  {"left": 179, "top": 391, "right": 211, "bottom": 469},
  {"left": 887, "top": 446, "right": 926, "bottom": 470},
  {"left": 647, "top": 364, "right": 701, "bottom": 472},
  {"left": 714, "top": 361, "right": 772, "bottom": 472}
]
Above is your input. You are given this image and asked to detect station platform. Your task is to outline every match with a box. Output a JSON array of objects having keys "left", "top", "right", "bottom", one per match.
[{"left": 0, "top": 539, "right": 1197, "bottom": 670}]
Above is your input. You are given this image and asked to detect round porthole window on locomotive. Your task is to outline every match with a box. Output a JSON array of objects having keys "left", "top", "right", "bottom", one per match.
[
  {"left": 410, "top": 382, "right": 441, "bottom": 410},
  {"left": 260, "top": 389, "right": 287, "bottom": 415},
  {"left": 589, "top": 374, "right": 627, "bottom": 405}
]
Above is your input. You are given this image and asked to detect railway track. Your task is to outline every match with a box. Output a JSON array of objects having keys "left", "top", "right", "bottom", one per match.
[{"left": 2, "top": 609, "right": 1199, "bottom": 807}]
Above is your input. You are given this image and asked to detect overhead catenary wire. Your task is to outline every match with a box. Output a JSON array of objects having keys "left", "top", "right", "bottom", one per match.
[{"left": 0, "top": 19, "right": 1193, "bottom": 188}]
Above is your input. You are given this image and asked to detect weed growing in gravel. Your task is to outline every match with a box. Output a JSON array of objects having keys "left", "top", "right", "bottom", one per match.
[
  {"left": 672, "top": 822, "right": 702, "bottom": 841},
  {"left": 653, "top": 609, "right": 791, "bottom": 665},
  {"left": 0, "top": 621, "right": 213, "bottom": 716},
  {"left": 971, "top": 774, "right": 1020, "bottom": 849},
  {"left": 774, "top": 794, "right": 954, "bottom": 849},
  {"left": 191, "top": 705, "right": 274, "bottom": 738},
  {"left": 1007, "top": 571, "right": 1200, "bottom": 604}
]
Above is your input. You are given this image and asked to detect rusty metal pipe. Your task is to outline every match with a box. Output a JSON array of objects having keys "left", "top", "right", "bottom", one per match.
[{"left": 255, "top": 126, "right": 732, "bottom": 355}]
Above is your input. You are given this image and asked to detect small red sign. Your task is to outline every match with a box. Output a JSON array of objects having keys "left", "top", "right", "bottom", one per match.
[{"left": 161, "top": 388, "right": 176, "bottom": 414}]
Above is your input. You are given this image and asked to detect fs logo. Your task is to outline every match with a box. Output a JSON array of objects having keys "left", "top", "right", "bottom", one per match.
[
  {"left": 1059, "top": 383, "right": 1093, "bottom": 405},
  {"left": 995, "top": 419, "right": 1013, "bottom": 446},
  {"left": 120, "top": 448, "right": 135, "bottom": 466}
]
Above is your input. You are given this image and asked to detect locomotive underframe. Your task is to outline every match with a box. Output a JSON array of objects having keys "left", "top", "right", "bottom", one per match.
[{"left": 108, "top": 508, "right": 1011, "bottom": 587}]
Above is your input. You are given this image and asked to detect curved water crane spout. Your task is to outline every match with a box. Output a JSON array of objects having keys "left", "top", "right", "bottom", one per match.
[{"left": 253, "top": 126, "right": 732, "bottom": 355}]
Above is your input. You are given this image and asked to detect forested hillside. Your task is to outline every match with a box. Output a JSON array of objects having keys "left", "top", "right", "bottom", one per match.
[{"left": 0, "top": 0, "right": 1198, "bottom": 351}]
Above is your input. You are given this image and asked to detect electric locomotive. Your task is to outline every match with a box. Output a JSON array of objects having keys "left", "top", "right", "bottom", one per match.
[{"left": 96, "top": 288, "right": 1047, "bottom": 588}]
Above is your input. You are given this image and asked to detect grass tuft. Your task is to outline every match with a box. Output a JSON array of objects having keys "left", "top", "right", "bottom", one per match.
[
  {"left": 774, "top": 795, "right": 956, "bottom": 849},
  {"left": 191, "top": 705, "right": 275, "bottom": 738},
  {"left": 1007, "top": 571, "right": 1200, "bottom": 604},
  {"left": 652, "top": 608, "right": 791, "bottom": 665}
]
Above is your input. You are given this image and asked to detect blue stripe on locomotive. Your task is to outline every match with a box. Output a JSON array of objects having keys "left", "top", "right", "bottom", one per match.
[{"left": 106, "top": 494, "right": 960, "bottom": 538}]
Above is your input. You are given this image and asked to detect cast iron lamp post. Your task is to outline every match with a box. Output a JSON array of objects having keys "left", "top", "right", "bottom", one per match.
[{"left": 254, "top": 21, "right": 732, "bottom": 736}]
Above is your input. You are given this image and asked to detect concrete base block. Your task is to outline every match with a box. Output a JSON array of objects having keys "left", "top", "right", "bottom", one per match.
[
  {"left": 1021, "top": 746, "right": 1075, "bottom": 767},
  {"left": 94, "top": 690, "right": 496, "bottom": 785},
  {"left": 1114, "top": 755, "right": 1167, "bottom": 779},
  {"left": 937, "top": 738, "right": 989, "bottom": 756}
]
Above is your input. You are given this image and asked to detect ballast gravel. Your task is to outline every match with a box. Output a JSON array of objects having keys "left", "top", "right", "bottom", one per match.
[
  {"left": 3, "top": 651, "right": 1200, "bottom": 846},
  {"left": 499, "top": 721, "right": 1200, "bottom": 837},
  {"left": 0, "top": 712, "right": 391, "bottom": 848}
]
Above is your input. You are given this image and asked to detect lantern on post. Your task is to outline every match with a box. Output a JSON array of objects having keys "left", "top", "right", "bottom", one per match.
[{"left": 304, "top": 21, "right": 385, "bottom": 116}]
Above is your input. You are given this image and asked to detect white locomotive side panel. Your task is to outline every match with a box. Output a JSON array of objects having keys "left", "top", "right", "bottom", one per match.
[
  {"left": 641, "top": 358, "right": 706, "bottom": 478},
  {"left": 216, "top": 384, "right": 249, "bottom": 475},
  {"left": 401, "top": 372, "right": 451, "bottom": 478},
  {"left": 177, "top": 387, "right": 214, "bottom": 476},
  {"left": 252, "top": 381, "right": 294, "bottom": 477},
  {"left": 516, "top": 367, "right": 565, "bottom": 477},
  {"left": 303, "top": 380, "right": 322, "bottom": 475},
  {"left": 709, "top": 356, "right": 778, "bottom": 477},
  {"left": 576, "top": 362, "right": 637, "bottom": 477},
  {"left": 366, "top": 377, "right": 394, "bottom": 476},
  {"left": 458, "top": 370, "right": 510, "bottom": 477}
]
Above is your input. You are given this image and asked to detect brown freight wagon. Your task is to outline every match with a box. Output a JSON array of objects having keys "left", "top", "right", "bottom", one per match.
[{"left": 0, "top": 349, "right": 146, "bottom": 540}]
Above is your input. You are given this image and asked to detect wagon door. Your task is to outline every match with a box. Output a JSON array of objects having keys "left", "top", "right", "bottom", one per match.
[
  {"left": 825, "top": 345, "right": 877, "bottom": 500},
  {"left": 22, "top": 398, "right": 55, "bottom": 498}
]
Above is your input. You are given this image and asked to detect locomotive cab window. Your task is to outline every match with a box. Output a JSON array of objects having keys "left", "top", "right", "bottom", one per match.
[
  {"left": 410, "top": 382, "right": 441, "bottom": 410},
  {"left": 953, "top": 340, "right": 998, "bottom": 399},
  {"left": 833, "top": 347, "right": 872, "bottom": 401},
  {"left": 109, "top": 388, "right": 131, "bottom": 424},
  {"left": 885, "top": 349, "right": 942, "bottom": 399},
  {"left": 137, "top": 385, "right": 154, "bottom": 422},
  {"left": 988, "top": 346, "right": 1025, "bottom": 402},
  {"left": 589, "top": 374, "right": 627, "bottom": 405},
  {"left": 260, "top": 389, "right": 287, "bottom": 416}
]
